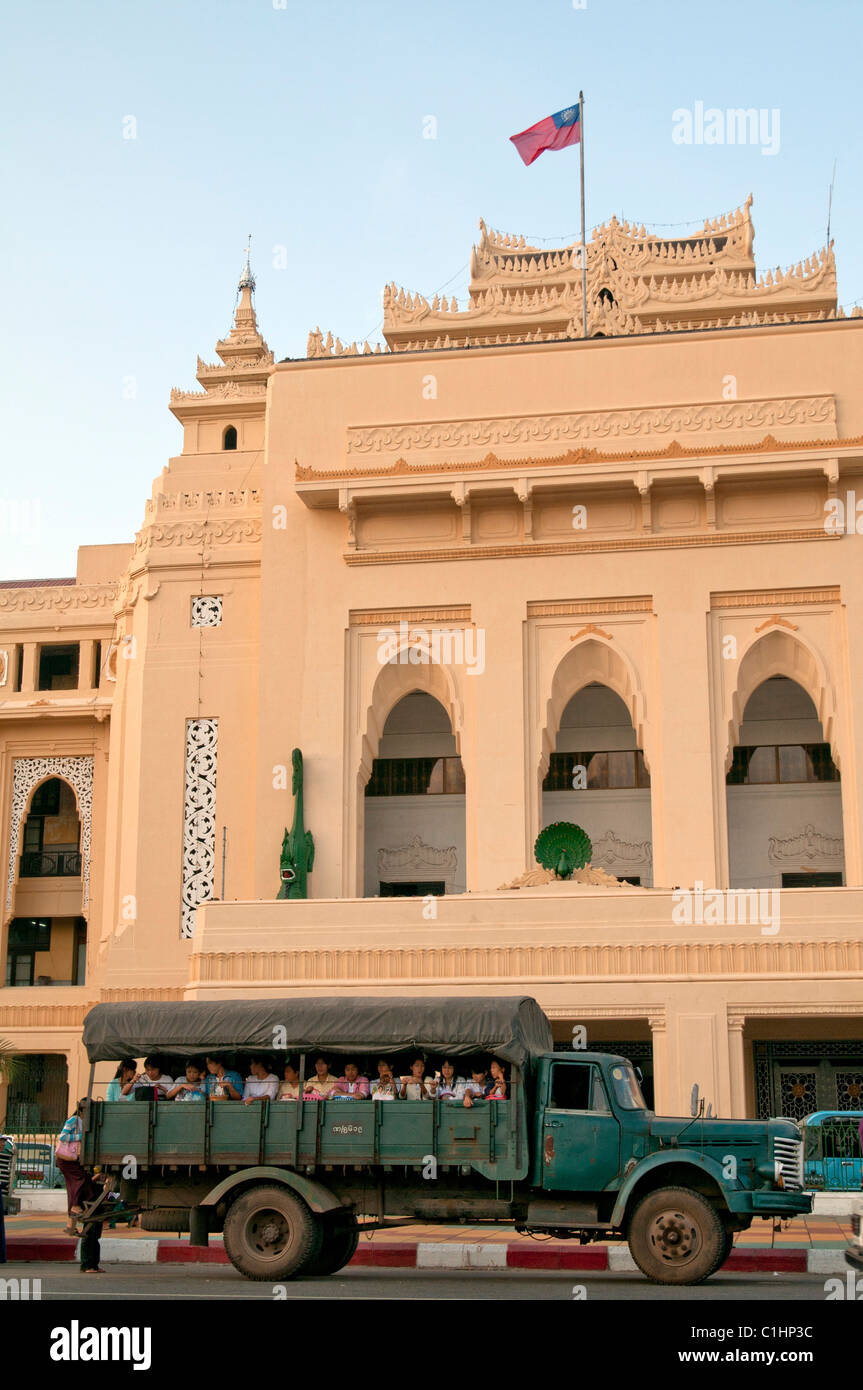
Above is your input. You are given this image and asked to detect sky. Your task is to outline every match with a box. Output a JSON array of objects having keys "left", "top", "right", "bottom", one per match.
[{"left": 2, "top": 0, "right": 862, "bottom": 579}]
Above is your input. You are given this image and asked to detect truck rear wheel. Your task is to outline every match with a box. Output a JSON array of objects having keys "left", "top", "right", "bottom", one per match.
[
  {"left": 627, "top": 1186, "right": 725, "bottom": 1285},
  {"left": 303, "top": 1215, "right": 360, "bottom": 1276},
  {"left": 223, "top": 1184, "right": 322, "bottom": 1281}
]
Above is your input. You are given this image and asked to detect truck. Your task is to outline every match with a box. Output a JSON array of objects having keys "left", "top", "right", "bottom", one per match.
[{"left": 80, "top": 995, "right": 811, "bottom": 1284}]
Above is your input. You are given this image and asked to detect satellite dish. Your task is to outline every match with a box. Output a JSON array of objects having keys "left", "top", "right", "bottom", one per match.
[{"left": 690, "top": 1083, "right": 700, "bottom": 1117}]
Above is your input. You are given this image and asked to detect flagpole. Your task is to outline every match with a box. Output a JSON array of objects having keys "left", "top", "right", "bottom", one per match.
[{"left": 579, "top": 89, "right": 587, "bottom": 338}]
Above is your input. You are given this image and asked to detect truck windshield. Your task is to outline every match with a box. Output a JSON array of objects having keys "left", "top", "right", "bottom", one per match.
[{"left": 610, "top": 1063, "right": 647, "bottom": 1110}]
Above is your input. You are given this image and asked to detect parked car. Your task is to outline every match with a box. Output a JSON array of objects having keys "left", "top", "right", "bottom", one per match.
[
  {"left": 12, "top": 1138, "right": 64, "bottom": 1189},
  {"left": 802, "top": 1110, "right": 863, "bottom": 1191}
]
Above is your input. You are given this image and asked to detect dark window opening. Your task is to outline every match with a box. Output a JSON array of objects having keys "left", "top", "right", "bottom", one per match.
[
  {"left": 366, "top": 757, "right": 465, "bottom": 796},
  {"left": 37, "top": 643, "right": 79, "bottom": 691},
  {"left": 379, "top": 881, "right": 446, "bottom": 897},
  {"left": 14, "top": 647, "right": 23, "bottom": 691},
  {"left": 727, "top": 744, "right": 839, "bottom": 785},
  {"left": 543, "top": 750, "right": 650, "bottom": 791},
  {"left": 92, "top": 640, "right": 102, "bottom": 688},
  {"left": 598, "top": 287, "right": 615, "bottom": 307},
  {"left": 781, "top": 872, "right": 844, "bottom": 888},
  {"left": 223, "top": 425, "right": 238, "bottom": 450}
]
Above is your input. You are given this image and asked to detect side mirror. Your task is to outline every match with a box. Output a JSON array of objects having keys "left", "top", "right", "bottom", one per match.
[{"left": 690, "top": 1083, "right": 700, "bottom": 1117}]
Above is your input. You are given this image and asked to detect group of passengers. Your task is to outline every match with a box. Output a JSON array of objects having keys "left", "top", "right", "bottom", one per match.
[{"left": 107, "top": 1053, "right": 508, "bottom": 1107}]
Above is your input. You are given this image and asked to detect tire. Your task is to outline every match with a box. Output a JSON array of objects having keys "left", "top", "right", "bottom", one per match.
[
  {"left": 627, "top": 1186, "right": 725, "bottom": 1286},
  {"left": 140, "top": 1207, "right": 190, "bottom": 1232},
  {"left": 303, "top": 1216, "right": 360, "bottom": 1277},
  {"left": 713, "top": 1227, "right": 735, "bottom": 1274},
  {"left": 222, "top": 1184, "right": 322, "bottom": 1281}
]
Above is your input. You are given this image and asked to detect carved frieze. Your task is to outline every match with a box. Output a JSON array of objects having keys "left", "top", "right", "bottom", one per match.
[
  {"left": 767, "top": 824, "right": 844, "bottom": 863},
  {"left": 377, "top": 836, "right": 458, "bottom": 878},
  {"left": 344, "top": 396, "right": 837, "bottom": 458},
  {"left": 132, "top": 517, "right": 262, "bottom": 555},
  {"left": 590, "top": 829, "right": 653, "bottom": 867},
  {"left": 0, "top": 584, "right": 117, "bottom": 613}
]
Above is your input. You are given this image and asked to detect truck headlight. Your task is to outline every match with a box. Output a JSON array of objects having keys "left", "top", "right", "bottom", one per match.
[{"left": 756, "top": 1160, "right": 785, "bottom": 1187}]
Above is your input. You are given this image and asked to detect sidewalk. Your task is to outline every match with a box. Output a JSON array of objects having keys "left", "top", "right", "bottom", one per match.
[{"left": 1, "top": 1210, "right": 853, "bottom": 1273}]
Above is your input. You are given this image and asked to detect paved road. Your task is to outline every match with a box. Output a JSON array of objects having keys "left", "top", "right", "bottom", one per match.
[{"left": 4, "top": 1265, "right": 838, "bottom": 1300}]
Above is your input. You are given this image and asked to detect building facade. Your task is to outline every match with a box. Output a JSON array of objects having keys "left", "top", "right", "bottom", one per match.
[{"left": 2, "top": 198, "right": 862, "bottom": 1127}]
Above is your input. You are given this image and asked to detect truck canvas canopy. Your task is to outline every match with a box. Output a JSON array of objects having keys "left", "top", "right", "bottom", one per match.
[{"left": 82, "top": 994, "right": 553, "bottom": 1068}]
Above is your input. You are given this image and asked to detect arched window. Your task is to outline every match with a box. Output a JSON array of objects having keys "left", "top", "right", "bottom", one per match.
[
  {"left": 598, "top": 287, "right": 615, "bottom": 308},
  {"left": 223, "top": 425, "right": 238, "bottom": 451}
]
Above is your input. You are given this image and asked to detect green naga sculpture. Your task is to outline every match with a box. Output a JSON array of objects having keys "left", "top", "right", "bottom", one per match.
[{"left": 277, "top": 748, "right": 315, "bottom": 899}]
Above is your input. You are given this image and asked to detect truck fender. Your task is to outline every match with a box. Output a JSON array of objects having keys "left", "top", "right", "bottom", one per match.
[
  {"left": 610, "top": 1150, "right": 732, "bottom": 1228},
  {"left": 199, "top": 1166, "right": 343, "bottom": 1215}
]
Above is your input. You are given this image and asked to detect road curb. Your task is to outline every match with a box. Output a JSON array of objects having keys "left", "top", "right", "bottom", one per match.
[{"left": 0, "top": 1235, "right": 833, "bottom": 1273}]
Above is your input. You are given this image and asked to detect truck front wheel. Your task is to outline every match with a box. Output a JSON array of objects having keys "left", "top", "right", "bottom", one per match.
[
  {"left": 627, "top": 1186, "right": 725, "bottom": 1285},
  {"left": 223, "top": 1184, "right": 322, "bottom": 1281},
  {"left": 303, "top": 1215, "right": 360, "bottom": 1276}
]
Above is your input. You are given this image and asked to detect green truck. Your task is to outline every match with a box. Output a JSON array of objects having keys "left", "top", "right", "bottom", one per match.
[{"left": 80, "top": 995, "right": 810, "bottom": 1285}]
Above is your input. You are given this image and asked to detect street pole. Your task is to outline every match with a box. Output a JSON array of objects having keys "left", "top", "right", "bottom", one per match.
[{"left": 579, "top": 90, "right": 588, "bottom": 338}]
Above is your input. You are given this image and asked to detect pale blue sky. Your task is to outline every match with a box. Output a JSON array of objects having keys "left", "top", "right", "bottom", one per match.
[{"left": 2, "top": 0, "right": 861, "bottom": 578}]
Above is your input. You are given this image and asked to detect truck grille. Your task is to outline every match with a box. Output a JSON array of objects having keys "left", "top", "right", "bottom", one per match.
[{"left": 773, "top": 1135, "right": 804, "bottom": 1190}]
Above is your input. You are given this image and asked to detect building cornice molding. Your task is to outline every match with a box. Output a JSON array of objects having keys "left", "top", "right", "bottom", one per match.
[
  {"left": 711, "top": 587, "right": 841, "bottom": 608},
  {"left": 0, "top": 584, "right": 118, "bottom": 614},
  {"left": 0, "top": 1002, "right": 96, "bottom": 1028},
  {"left": 342, "top": 526, "right": 838, "bottom": 567},
  {"left": 350, "top": 606, "right": 471, "bottom": 626},
  {"left": 339, "top": 396, "right": 837, "bottom": 464},
  {"left": 131, "top": 517, "right": 262, "bottom": 557},
  {"left": 189, "top": 936, "right": 863, "bottom": 985}
]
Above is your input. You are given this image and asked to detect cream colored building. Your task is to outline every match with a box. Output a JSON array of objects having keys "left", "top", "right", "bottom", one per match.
[{"left": 2, "top": 199, "right": 862, "bottom": 1128}]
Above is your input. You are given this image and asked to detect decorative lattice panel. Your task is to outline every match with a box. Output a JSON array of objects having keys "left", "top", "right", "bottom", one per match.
[
  {"left": 6, "top": 756, "right": 94, "bottom": 918},
  {"left": 181, "top": 718, "right": 218, "bottom": 938},
  {"left": 190, "top": 595, "right": 223, "bottom": 628}
]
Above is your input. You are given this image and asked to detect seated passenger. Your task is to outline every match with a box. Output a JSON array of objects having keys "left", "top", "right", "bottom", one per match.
[
  {"left": 243, "top": 1055, "right": 280, "bottom": 1104},
  {"left": 456, "top": 1064, "right": 489, "bottom": 1107},
  {"left": 278, "top": 1061, "right": 301, "bottom": 1100},
  {"left": 204, "top": 1054, "right": 244, "bottom": 1101},
  {"left": 124, "top": 1055, "right": 174, "bottom": 1100},
  {"left": 167, "top": 1060, "right": 206, "bottom": 1101},
  {"left": 486, "top": 1059, "right": 508, "bottom": 1100},
  {"left": 334, "top": 1061, "right": 370, "bottom": 1099},
  {"left": 370, "top": 1059, "right": 395, "bottom": 1095},
  {"left": 371, "top": 1066, "right": 398, "bottom": 1100},
  {"left": 399, "top": 1057, "right": 432, "bottom": 1100},
  {"left": 436, "top": 1059, "right": 464, "bottom": 1100},
  {"left": 303, "top": 1055, "right": 339, "bottom": 1099},
  {"left": 107, "top": 1059, "right": 137, "bottom": 1102}
]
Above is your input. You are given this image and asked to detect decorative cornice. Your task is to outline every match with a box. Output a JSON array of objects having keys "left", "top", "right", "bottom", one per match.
[
  {"left": 99, "top": 987, "right": 186, "bottom": 1001},
  {"left": 350, "top": 606, "right": 471, "bottom": 626},
  {"left": 0, "top": 584, "right": 118, "bottom": 613},
  {"left": 0, "top": 1002, "right": 96, "bottom": 1027},
  {"left": 343, "top": 526, "right": 838, "bottom": 567},
  {"left": 711, "top": 587, "right": 840, "bottom": 608},
  {"left": 528, "top": 598, "right": 653, "bottom": 617},
  {"left": 189, "top": 937, "right": 863, "bottom": 984},
  {"left": 299, "top": 430, "right": 858, "bottom": 484},
  {"left": 340, "top": 396, "right": 837, "bottom": 462}
]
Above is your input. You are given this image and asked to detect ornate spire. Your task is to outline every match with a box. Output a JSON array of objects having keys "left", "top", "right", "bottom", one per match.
[{"left": 238, "top": 234, "right": 255, "bottom": 293}]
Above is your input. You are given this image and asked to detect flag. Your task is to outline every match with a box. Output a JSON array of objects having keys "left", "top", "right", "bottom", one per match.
[{"left": 510, "top": 103, "right": 581, "bottom": 167}]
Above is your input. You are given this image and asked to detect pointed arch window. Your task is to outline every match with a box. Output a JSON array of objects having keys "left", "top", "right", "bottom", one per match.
[{"left": 223, "top": 425, "right": 238, "bottom": 451}]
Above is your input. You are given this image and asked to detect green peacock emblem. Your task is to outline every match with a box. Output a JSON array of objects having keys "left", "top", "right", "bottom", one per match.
[{"left": 534, "top": 822, "right": 592, "bottom": 880}]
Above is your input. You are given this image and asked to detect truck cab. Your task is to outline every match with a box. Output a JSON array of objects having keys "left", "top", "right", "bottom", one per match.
[{"left": 524, "top": 1051, "right": 809, "bottom": 1280}]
